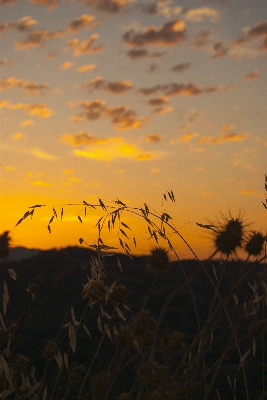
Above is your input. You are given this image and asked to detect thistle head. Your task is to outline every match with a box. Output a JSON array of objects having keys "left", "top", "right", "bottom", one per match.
[
  {"left": 244, "top": 231, "right": 266, "bottom": 257},
  {"left": 214, "top": 212, "right": 244, "bottom": 256},
  {"left": 147, "top": 246, "right": 170, "bottom": 273}
]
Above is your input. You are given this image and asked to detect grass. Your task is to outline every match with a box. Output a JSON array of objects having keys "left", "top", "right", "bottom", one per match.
[{"left": 0, "top": 179, "right": 266, "bottom": 399}]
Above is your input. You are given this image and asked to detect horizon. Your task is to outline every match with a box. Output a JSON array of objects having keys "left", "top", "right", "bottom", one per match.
[{"left": 0, "top": 0, "right": 266, "bottom": 260}]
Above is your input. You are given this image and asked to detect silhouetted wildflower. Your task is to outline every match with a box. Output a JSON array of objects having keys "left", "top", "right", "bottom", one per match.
[
  {"left": 245, "top": 231, "right": 265, "bottom": 257},
  {"left": 214, "top": 213, "right": 244, "bottom": 256},
  {"left": 147, "top": 247, "right": 170, "bottom": 273}
]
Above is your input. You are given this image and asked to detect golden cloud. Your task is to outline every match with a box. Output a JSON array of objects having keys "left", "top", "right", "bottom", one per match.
[
  {"left": 31, "top": 180, "right": 53, "bottom": 186},
  {"left": 147, "top": 96, "right": 168, "bottom": 106},
  {"left": 123, "top": 19, "right": 186, "bottom": 47},
  {"left": 15, "top": 29, "right": 64, "bottom": 49},
  {"left": 198, "top": 132, "right": 249, "bottom": 144},
  {"left": 153, "top": 106, "right": 173, "bottom": 115},
  {"left": 77, "top": 64, "right": 97, "bottom": 72},
  {"left": 176, "top": 132, "right": 198, "bottom": 143},
  {"left": 240, "top": 189, "right": 256, "bottom": 196},
  {"left": 62, "top": 133, "right": 164, "bottom": 162},
  {"left": 60, "top": 61, "right": 73, "bottom": 70},
  {"left": 30, "top": 0, "right": 59, "bottom": 9},
  {"left": 0, "top": 100, "right": 51, "bottom": 117},
  {"left": 0, "top": 16, "right": 37, "bottom": 34},
  {"left": 0, "top": 77, "right": 49, "bottom": 95},
  {"left": 30, "top": 149, "right": 58, "bottom": 159},
  {"left": 185, "top": 7, "right": 219, "bottom": 22},
  {"left": 68, "top": 14, "right": 99, "bottom": 32},
  {"left": 68, "top": 35, "right": 103, "bottom": 56}
]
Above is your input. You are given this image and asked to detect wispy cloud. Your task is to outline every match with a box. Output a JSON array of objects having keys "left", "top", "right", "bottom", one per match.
[
  {"left": 77, "top": 64, "right": 97, "bottom": 72},
  {"left": 172, "top": 132, "right": 199, "bottom": 143},
  {"left": 83, "top": 76, "right": 133, "bottom": 94},
  {"left": 30, "top": 148, "right": 58, "bottom": 160},
  {"left": 123, "top": 19, "right": 186, "bottom": 47},
  {"left": 171, "top": 62, "right": 191, "bottom": 73},
  {"left": 146, "top": 134, "right": 161, "bottom": 143},
  {"left": 0, "top": 100, "right": 51, "bottom": 117},
  {"left": 68, "top": 35, "right": 103, "bottom": 55},
  {"left": 0, "top": 77, "right": 50, "bottom": 95},
  {"left": 245, "top": 70, "right": 260, "bottom": 81},
  {"left": 15, "top": 28, "right": 64, "bottom": 49},
  {"left": 68, "top": 14, "right": 99, "bottom": 32},
  {"left": 0, "top": 16, "right": 37, "bottom": 34},
  {"left": 59, "top": 61, "right": 73, "bottom": 70},
  {"left": 126, "top": 48, "right": 165, "bottom": 60},
  {"left": 61, "top": 132, "right": 163, "bottom": 161},
  {"left": 184, "top": 7, "right": 219, "bottom": 23},
  {"left": 198, "top": 132, "right": 249, "bottom": 144},
  {"left": 138, "top": 82, "right": 224, "bottom": 97},
  {"left": 78, "top": 0, "right": 131, "bottom": 14},
  {"left": 72, "top": 100, "right": 147, "bottom": 130}
]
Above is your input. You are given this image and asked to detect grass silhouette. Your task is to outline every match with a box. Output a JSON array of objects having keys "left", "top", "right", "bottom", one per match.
[{"left": 0, "top": 178, "right": 266, "bottom": 399}]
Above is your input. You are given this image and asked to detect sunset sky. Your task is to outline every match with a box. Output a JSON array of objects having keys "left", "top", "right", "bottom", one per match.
[{"left": 0, "top": 0, "right": 266, "bottom": 260}]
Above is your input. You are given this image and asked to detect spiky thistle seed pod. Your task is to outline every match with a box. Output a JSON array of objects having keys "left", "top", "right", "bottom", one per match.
[
  {"left": 147, "top": 247, "right": 170, "bottom": 273},
  {"left": 110, "top": 281, "right": 127, "bottom": 305},
  {"left": 245, "top": 231, "right": 265, "bottom": 257},
  {"left": 214, "top": 214, "right": 244, "bottom": 256}
]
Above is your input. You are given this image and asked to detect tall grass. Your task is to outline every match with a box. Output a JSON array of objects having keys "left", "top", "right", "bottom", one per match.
[{"left": 0, "top": 179, "right": 266, "bottom": 399}]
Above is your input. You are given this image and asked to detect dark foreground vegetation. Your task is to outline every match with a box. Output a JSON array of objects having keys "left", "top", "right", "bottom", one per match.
[{"left": 0, "top": 182, "right": 266, "bottom": 399}]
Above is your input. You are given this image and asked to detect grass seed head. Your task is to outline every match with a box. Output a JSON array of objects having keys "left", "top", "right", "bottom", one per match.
[
  {"left": 245, "top": 231, "right": 266, "bottom": 257},
  {"left": 82, "top": 278, "right": 109, "bottom": 304},
  {"left": 147, "top": 246, "right": 170, "bottom": 273},
  {"left": 214, "top": 213, "right": 244, "bottom": 256}
]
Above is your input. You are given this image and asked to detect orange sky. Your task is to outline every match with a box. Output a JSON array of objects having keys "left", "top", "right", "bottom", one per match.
[{"left": 0, "top": 0, "right": 266, "bottom": 259}]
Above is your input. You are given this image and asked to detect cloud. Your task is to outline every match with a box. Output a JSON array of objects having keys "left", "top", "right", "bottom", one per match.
[
  {"left": 0, "top": 100, "right": 51, "bottom": 117},
  {"left": 68, "top": 14, "right": 99, "bottom": 32},
  {"left": 83, "top": 76, "right": 133, "bottom": 94},
  {"left": 73, "top": 100, "right": 147, "bottom": 130},
  {"left": 138, "top": 82, "right": 224, "bottom": 97},
  {"left": 60, "top": 61, "right": 73, "bottom": 70},
  {"left": 197, "top": 132, "right": 249, "bottom": 144},
  {"left": 146, "top": 134, "right": 161, "bottom": 143},
  {"left": 147, "top": 96, "right": 168, "bottom": 106},
  {"left": 185, "top": 7, "right": 219, "bottom": 22},
  {"left": 68, "top": 35, "right": 103, "bottom": 56},
  {"left": 171, "top": 62, "right": 190, "bottom": 73},
  {"left": 221, "top": 124, "right": 234, "bottom": 132},
  {"left": 212, "top": 41, "right": 229, "bottom": 58},
  {"left": 0, "top": 77, "right": 49, "bottom": 95},
  {"left": 79, "top": 0, "right": 130, "bottom": 13},
  {"left": 240, "top": 189, "right": 256, "bottom": 196},
  {"left": 31, "top": 180, "right": 53, "bottom": 186},
  {"left": 15, "top": 29, "right": 64, "bottom": 49},
  {"left": 176, "top": 132, "right": 198, "bottom": 143},
  {"left": 77, "top": 64, "right": 97, "bottom": 72},
  {"left": 30, "top": 148, "right": 58, "bottom": 159},
  {"left": 0, "top": 16, "right": 37, "bottom": 34},
  {"left": 153, "top": 106, "right": 173, "bottom": 114},
  {"left": 245, "top": 70, "right": 260, "bottom": 81},
  {"left": 126, "top": 48, "right": 165, "bottom": 60},
  {"left": 123, "top": 19, "right": 186, "bottom": 47},
  {"left": 192, "top": 30, "right": 211, "bottom": 48},
  {"left": 234, "top": 20, "right": 267, "bottom": 53},
  {"left": 30, "top": 0, "right": 59, "bottom": 9},
  {"left": 61, "top": 132, "right": 163, "bottom": 161},
  {"left": 139, "top": 1, "right": 182, "bottom": 18}
]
